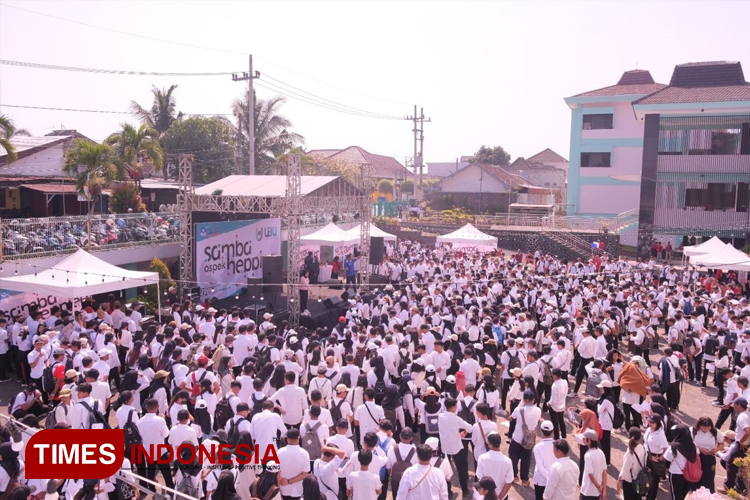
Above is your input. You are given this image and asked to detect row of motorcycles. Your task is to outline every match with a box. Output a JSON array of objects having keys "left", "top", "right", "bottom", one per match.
[{"left": 1, "top": 214, "right": 179, "bottom": 256}]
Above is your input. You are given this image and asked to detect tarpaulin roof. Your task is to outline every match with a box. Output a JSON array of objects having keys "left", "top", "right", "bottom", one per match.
[
  {"left": 300, "top": 223, "right": 359, "bottom": 246},
  {"left": 436, "top": 223, "right": 498, "bottom": 247},
  {"left": 344, "top": 223, "right": 397, "bottom": 242},
  {"left": 682, "top": 236, "right": 727, "bottom": 257},
  {"left": 690, "top": 243, "right": 750, "bottom": 271}
]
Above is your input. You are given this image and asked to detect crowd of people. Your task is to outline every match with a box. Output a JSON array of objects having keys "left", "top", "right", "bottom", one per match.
[{"left": 0, "top": 240, "right": 748, "bottom": 500}]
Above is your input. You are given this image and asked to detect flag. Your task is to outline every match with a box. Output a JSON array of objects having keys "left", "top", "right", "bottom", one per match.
[{"left": 591, "top": 241, "right": 600, "bottom": 249}]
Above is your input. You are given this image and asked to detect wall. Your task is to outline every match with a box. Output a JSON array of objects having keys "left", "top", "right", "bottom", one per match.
[
  {"left": 507, "top": 167, "right": 565, "bottom": 188},
  {"left": 438, "top": 165, "right": 509, "bottom": 193},
  {"left": 427, "top": 192, "right": 513, "bottom": 214},
  {"left": 579, "top": 185, "right": 640, "bottom": 214},
  {"left": 0, "top": 143, "right": 67, "bottom": 177}
]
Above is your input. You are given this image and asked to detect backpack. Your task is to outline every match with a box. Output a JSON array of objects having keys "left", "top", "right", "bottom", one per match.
[
  {"left": 194, "top": 404, "right": 212, "bottom": 436},
  {"left": 507, "top": 350, "right": 522, "bottom": 372},
  {"left": 683, "top": 301, "right": 693, "bottom": 316},
  {"left": 390, "top": 447, "right": 416, "bottom": 493},
  {"left": 190, "top": 371, "right": 208, "bottom": 399},
  {"left": 175, "top": 474, "right": 200, "bottom": 499},
  {"left": 670, "top": 359, "right": 685, "bottom": 382},
  {"left": 250, "top": 394, "right": 267, "bottom": 419},
  {"left": 227, "top": 417, "right": 246, "bottom": 448},
  {"left": 519, "top": 407, "right": 536, "bottom": 450},
  {"left": 586, "top": 371, "right": 602, "bottom": 398},
  {"left": 725, "top": 332, "right": 738, "bottom": 351},
  {"left": 608, "top": 405, "right": 625, "bottom": 430},
  {"left": 123, "top": 409, "right": 143, "bottom": 449},
  {"left": 397, "top": 352, "right": 410, "bottom": 374},
  {"left": 340, "top": 371, "right": 352, "bottom": 388},
  {"left": 373, "top": 373, "right": 387, "bottom": 405},
  {"left": 610, "top": 320, "right": 620, "bottom": 337},
  {"left": 45, "top": 403, "right": 66, "bottom": 429},
  {"left": 704, "top": 335, "right": 720, "bottom": 357},
  {"left": 674, "top": 328, "right": 686, "bottom": 348},
  {"left": 330, "top": 398, "right": 346, "bottom": 426},
  {"left": 425, "top": 413, "right": 440, "bottom": 434},
  {"left": 376, "top": 436, "right": 391, "bottom": 481},
  {"left": 682, "top": 449, "right": 703, "bottom": 483},
  {"left": 256, "top": 346, "right": 272, "bottom": 370},
  {"left": 79, "top": 400, "right": 111, "bottom": 429},
  {"left": 42, "top": 361, "right": 61, "bottom": 394},
  {"left": 354, "top": 346, "right": 367, "bottom": 368},
  {"left": 632, "top": 450, "right": 652, "bottom": 496},
  {"left": 541, "top": 359, "right": 554, "bottom": 386},
  {"left": 458, "top": 400, "right": 476, "bottom": 425},
  {"left": 301, "top": 422, "right": 323, "bottom": 460},
  {"left": 214, "top": 397, "right": 235, "bottom": 431}
]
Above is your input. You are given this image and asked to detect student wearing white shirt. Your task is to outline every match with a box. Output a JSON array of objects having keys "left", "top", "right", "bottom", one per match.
[
  {"left": 548, "top": 369, "right": 568, "bottom": 440},
  {"left": 115, "top": 390, "right": 139, "bottom": 430},
  {"left": 532, "top": 421, "right": 556, "bottom": 500},
  {"left": 471, "top": 403, "right": 500, "bottom": 461},
  {"left": 507, "top": 391, "right": 542, "bottom": 485},
  {"left": 277, "top": 428, "right": 310, "bottom": 500},
  {"left": 168, "top": 409, "right": 199, "bottom": 458},
  {"left": 474, "top": 433, "right": 513, "bottom": 500},
  {"left": 395, "top": 444, "right": 448, "bottom": 500},
  {"left": 137, "top": 398, "right": 174, "bottom": 489},
  {"left": 596, "top": 380, "right": 615, "bottom": 465},
  {"left": 353, "top": 388, "right": 385, "bottom": 447},
  {"left": 326, "top": 420, "right": 356, "bottom": 495},
  {"left": 618, "top": 428, "right": 648, "bottom": 500},
  {"left": 663, "top": 425, "right": 695, "bottom": 500},
  {"left": 250, "top": 400, "right": 287, "bottom": 460},
  {"left": 580, "top": 429, "right": 607, "bottom": 500},
  {"left": 385, "top": 428, "right": 417, "bottom": 497},
  {"left": 691, "top": 417, "right": 723, "bottom": 493},
  {"left": 271, "top": 371, "right": 309, "bottom": 428},
  {"left": 313, "top": 444, "right": 346, "bottom": 500},
  {"left": 542, "top": 439, "right": 580, "bottom": 500},
  {"left": 438, "top": 398, "right": 472, "bottom": 494},
  {"left": 346, "top": 451, "right": 381, "bottom": 500}
]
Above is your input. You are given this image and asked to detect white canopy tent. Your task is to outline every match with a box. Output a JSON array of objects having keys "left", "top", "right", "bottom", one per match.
[
  {"left": 344, "top": 222, "right": 397, "bottom": 242},
  {"left": 1, "top": 248, "right": 160, "bottom": 297},
  {"left": 436, "top": 223, "right": 498, "bottom": 250},
  {"left": 300, "top": 223, "right": 360, "bottom": 246},
  {"left": 690, "top": 244, "right": 750, "bottom": 271},
  {"left": 682, "top": 236, "right": 727, "bottom": 257}
]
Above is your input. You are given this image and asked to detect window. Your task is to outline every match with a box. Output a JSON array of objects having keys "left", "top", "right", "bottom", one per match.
[
  {"left": 582, "top": 114, "right": 613, "bottom": 130},
  {"left": 580, "top": 152, "right": 611, "bottom": 167},
  {"left": 0, "top": 189, "right": 5, "bottom": 208},
  {"left": 684, "top": 183, "right": 740, "bottom": 211}
]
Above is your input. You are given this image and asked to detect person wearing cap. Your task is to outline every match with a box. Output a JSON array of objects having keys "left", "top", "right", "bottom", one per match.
[
  {"left": 329, "top": 384, "right": 354, "bottom": 437},
  {"left": 474, "top": 432, "right": 513, "bottom": 500},
  {"left": 579, "top": 428, "right": 606, "bottom": 500},
  {"left": 26, "top": 336, "right": 48, "bottom": 398},
  {"left": 310, "top": 365, "right": 334, "bottom": 403},
  {"left": 532, "top": 421, "right": 556, "bottom": 500},
  {"left": 394, "top": 444, "right": 447, "bottom": 500},
  {"left": 595, "top": 379, "right": 615, "bottom": 465},
  {"left": 507, "top": 390, "right": 541, "bottom": 486},
  {"left": 542, "top": 439, "right": 579, "bottom": 500},
  {"left": 725, "top": 396, "right": 750, "bottom": 492},
  {"left": 52, "top": 387, "right": 74, "bottom": 427}
]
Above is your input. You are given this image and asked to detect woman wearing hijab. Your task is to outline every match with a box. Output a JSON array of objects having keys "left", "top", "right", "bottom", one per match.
[
  {"left": 216, "top": 354, "right": 234, "bottom": 396},
  {"left": 381, "top": 384, "right": 404, "bottom": 433},
  {"left": 149, "top": 370, "right": 171, "bottom": 418},
  {"left": 251, "top": 463, "right": 280, "bottom": 500},
  {"left": 441, "top": 375, "right": 460, "bottom": 400},
  {"left": 0, "top": 443, "right": 22, "bottom": 496},
  {"left": 212, "top": 470, "right": 240, "bottom": 500},
  {"left": 415, "top": 387, "right": 442, "bottom": 444},
  {"left": 398, "top": 373, "right": 417, "bottom": 430},
  {"left": 618, "top": 356, "right": 652, "bottom": 429},
  {"left": 665, "top": 424, "right": 698, "bottom": 500},
  {"left": 175, "top": 440, "right": 202, "bottom": 498},
  {"left": 302, "top": 475, "right": 322, "bottom": 500},
  {"left": 234, "top": 432, "right": 256, "bottom": 500},
  {"left": 574, "top": 408, "right": 600, "bottom": 484},
  {"left": 256, "top": 362, "right": 274, "bottom": 395}
]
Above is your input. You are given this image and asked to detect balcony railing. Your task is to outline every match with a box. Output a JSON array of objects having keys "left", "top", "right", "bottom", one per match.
[{"left": 0, "top": 212, "right": 179, "bottom": 260}]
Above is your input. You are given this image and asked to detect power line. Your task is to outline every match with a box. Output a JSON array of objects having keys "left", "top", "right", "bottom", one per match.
[
  {"left": 0, "top": 59, "right": 240, "bottom": 76},
  {"left": 0, "top": 2, "right": 412, "bottom": 106},
  {"left": 0, "top": 103, "right": 234, "bottom": 117}
]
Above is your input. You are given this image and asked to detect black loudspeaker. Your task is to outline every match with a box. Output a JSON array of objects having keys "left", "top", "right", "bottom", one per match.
[
  {"left": 262, "top": 255, "right": 283, "bottom": 294},
  {"left": 323, "top": 296, "right": 343, "bottom": 309},
  {"left": 246, "top": 277, "right": 262, "bottom": 299},
  {"left": 370, "top": 236, "right": 385, "bottom": 265}
]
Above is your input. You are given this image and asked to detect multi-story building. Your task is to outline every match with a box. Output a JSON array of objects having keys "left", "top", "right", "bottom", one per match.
[{"left": 566, "top": 61, "right": 750, "bottom": 254}]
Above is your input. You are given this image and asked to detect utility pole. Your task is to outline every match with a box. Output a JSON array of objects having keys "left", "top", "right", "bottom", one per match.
[
  {"left": 232, "top": 55, "right": 260, "bottom": 175},
  {"left": 405, "top": 105, "right": 430, "bottom": 201}
]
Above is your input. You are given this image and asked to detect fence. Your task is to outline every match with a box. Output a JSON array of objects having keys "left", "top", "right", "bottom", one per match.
[{"left": 0, "top": 212, "right": 180, "bottom": 260}]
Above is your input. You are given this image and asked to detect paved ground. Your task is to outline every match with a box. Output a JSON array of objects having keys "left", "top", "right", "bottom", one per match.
[{"left": 0, "top": 335, "right": 725, "bottom": 500}]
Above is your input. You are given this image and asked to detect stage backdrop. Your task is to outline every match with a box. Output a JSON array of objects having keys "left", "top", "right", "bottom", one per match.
[{"left": 196, "top": 218, "right": 281, "bottom": 301}]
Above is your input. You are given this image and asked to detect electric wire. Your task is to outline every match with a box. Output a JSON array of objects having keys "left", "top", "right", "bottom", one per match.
[{"left": 0, "top": 59, "right": 240, "bottom": 76}]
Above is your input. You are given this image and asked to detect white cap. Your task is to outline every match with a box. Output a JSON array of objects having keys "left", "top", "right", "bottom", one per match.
[
  {"left": 540, "top": 420, "right": 554, "bottom": 432},
  {"left": 425, "top": 437, "right": 439, "bottom": 450},
  {"left": 597, "top": 379, "right": 613, "bottom": 388}
]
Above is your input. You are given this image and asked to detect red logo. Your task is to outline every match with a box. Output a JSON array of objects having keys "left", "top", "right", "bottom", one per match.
[{"left": 26, "top": 430, "right": 124, "bottom": 479}]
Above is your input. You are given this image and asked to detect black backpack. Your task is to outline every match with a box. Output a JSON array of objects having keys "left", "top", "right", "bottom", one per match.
[
  {"left": 507, "top": 350, "right": 521, "bottom": 371},
  {"left": 227, "top": 417, "right": 245, "bottom": 448},
  {"left": 374, "top": 373, "right": 387, "bottom": 405},
  {"left": 123, "top": 409, "right": 143, "bottom": 448},
  {"left": 250, "top": 394, "right": 268, "bottom": 419},
  {"left": 705, "top": 335, "right": 720, "bottom": 357},
  {"left": 354, "top": 346, "right": 367, "bottom": 368},
  {"left": 80, "top": 400, "right": 111, "bottom": 429},
  {"left": 194, "top": 404, "right": 212, "bottom": 436},
  {"left": 458, "top": 400, "right": 476, "bottom": 425},
  {"left": 42, "top": 361, "right": 61, "bottom": 393},
  {"left": 632, "top": 451, "right": 652, "bottom": 497},
  {"left": 397, "top": 352, "right": 410, "bottom": 374},
  {"left": 255, "top": 346, "right": 272, "bottom": 370},
  {"left": 45, "top": 403, "right": 66, "bottom": 428},
  {"left": 340, "top": 371, "right": 352, "bottom": 388},
  {"left": 390, "top": 447, "right": 416, "bottom": 494},
  {"left": 214, "top": 397, "right": 234, "bottom": 431},
  {"left": 330, "top": 398, "right": 346, "bottom": 426}
]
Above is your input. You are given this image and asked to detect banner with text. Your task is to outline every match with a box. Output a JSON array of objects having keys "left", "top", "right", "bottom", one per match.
[
  {"left": 196, "top": 218, "right": 281, "bottom": 301},
  {"left": 0, "top": 289, "right": 83, "bottom": 319}
]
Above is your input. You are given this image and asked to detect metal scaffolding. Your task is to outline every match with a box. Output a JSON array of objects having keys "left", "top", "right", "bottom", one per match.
[{"left": 178, "top": 154, "right": 370, "bottom": 327}]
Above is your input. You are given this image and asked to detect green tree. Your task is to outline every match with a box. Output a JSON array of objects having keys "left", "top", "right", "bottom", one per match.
[
  {"left": 0, "top": 115, "right": 20, "bottom": 163},
  {"left": 138, "top": 258, "right": 175, "bottom": 310},
  {"left": 130, "top": 84, "right": 183, "bottom": 179},
  {"left": 377, "top": 179, "right": 393, "bottom": 194},
  {"left": 105, "top": 123, "right": 163, "bottom": 190},
  {"left": 161, "top": 116, "right": 237, "bottom": 183},
  {"left": 401, "top": 179, "right": 414, "bottom": 194},
  {"left": 232, "top": 89, "right": 304, "bottom": 175},
  {"left": 63, "top": 140, "right": 118, "bottom": 250},
  {"left": 470, "top": 145, "right": 511, "bottom": 166},
  {"left": 109, "top": 182, "right": 146, "bottom": 213}
]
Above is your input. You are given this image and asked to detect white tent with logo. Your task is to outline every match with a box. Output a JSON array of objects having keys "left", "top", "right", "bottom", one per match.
[
  {"left": 344, "top": 222, "right": 397, "bottom": 242},
  {"left": 682, "top": 236, "right": 727, "bottom": 257},
  {"left": 1, "top": 248, "right": 160, "bottom": 297},
  {"left": 689, "top": 243, "right": 750, "bottom": 271},
  {"left": 436, "top": 223, "right": 498, "bottom": 250},
  {"left": 300, "top": 223, "right": 360, "bottom": 246}
]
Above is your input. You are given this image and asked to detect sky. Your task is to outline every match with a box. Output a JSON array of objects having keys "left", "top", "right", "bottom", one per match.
[{"left": 2, "top": 0, "right": 750, "bottom": 169}]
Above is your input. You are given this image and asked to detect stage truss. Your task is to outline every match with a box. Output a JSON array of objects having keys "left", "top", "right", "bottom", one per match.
[{"left": 177, "top": 154, "right": 371, "bottom": 327}]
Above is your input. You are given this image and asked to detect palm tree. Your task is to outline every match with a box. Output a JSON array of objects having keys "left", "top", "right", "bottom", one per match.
[
  {"left": 231, "top": 89, "right": 304, "bottom": 175},
  {"left": 105, "top": 123, "right": 163, "bottom": 190},
  {"left": 130, "top": 84, "right": 182, "bottom": 179},
  {"left": 63, "top": 141, "right": 118, "bottom": 251},
  {"left": 0, "top": 115, "right": 20, "bottom": 163}
]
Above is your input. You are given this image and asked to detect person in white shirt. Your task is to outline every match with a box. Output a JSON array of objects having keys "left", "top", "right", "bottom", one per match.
[
  {"left": 226, "top": 402, "right": 253, "bottom": 439},
  {"left": 543, "top": 439, "right": 579, "bottom": 500},
  {"left": 532, "top": 421, "right": 557, "bottom": 500},
  {"left": 507, "top": 390, "right": 542, "bottom": 485},
  {"left": 617, "top": 427, "right": 648, "bottom": 500},
  {"left": 313, "top": 444, "right": 346, "bottom": 500},
  {"left": 52, "top": 387, "right": 75, "bottom": 427},
  {"left": 395, "top": 444, "right": 448, "bottom": 500},
  {"left": 168, "top": 409, "right": 198, "bottom": 458},
  {"left": 277, "top": 428, "right": 310, "bottom": 500},
  {"left": 137, "top": 398, "right": 174, "bottom": 489},
  {"left": 353, "top": 388, "right": 385, "bottom": 447},
  {"left": 115, "top": 390, "right": 139, "bottom": 430},
  {"left": 580, "top": 429, "right": 607, "bottom": 500},
  {"left": 347, "top": 451, "right": 381, "bottom": 500},
  {"left": 251, "top": 400, "right": 287, "bottom": 460},
  {"left": 326, "top": 420, "right": 356, "bottom": 494},
  {"left": 438, "top": 398, "right": 472, "bottom": 494},
  {"left": 474, "top": 433, "right": 513, "bottom": 500},
  {"left": 386, "top": 428, "right": 417, "bottom": 497},
  {"left": 270, "top": 371, "right": 309, "bottom": 428},
  {"left": 471, "top": 403, "right": 500, "bottom": 461},
  {"left": 548, "top": 369, "right": 568, "bottom": 440}
]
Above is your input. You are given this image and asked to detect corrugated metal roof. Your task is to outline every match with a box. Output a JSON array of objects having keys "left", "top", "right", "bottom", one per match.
[
  {"left": 0, "top": 135, "right": 69, "bottom": 156},
  {"left": 194, "top": 175, "right": 340, "bottom": 197}
]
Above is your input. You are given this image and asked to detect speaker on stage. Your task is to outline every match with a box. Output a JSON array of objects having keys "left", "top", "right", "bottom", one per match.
[
  {"left": 262, "top": 255, "right": 283, "bottom": 294},
  {"left": 246, "top": 277, "right": 262, "bottom": 299},
  {"left": 370, "top": 236, "right": 385, "bottom": 265},
  {"left": 323, "top": 296, "right": 343, "bottom": 309}
]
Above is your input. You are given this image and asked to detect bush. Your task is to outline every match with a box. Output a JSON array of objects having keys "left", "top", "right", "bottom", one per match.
[
  {"left": 401, "top": 179, "right": 414, "bottom": 194},
  {"left": 377, "top": 179, "right": 393, "bottom": 194},
  {"left": 140, "top": 258, "right": 175, "bottom": 311},
  {"left": 109, "top": 183, "right": 146, "bottom": 213}
]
